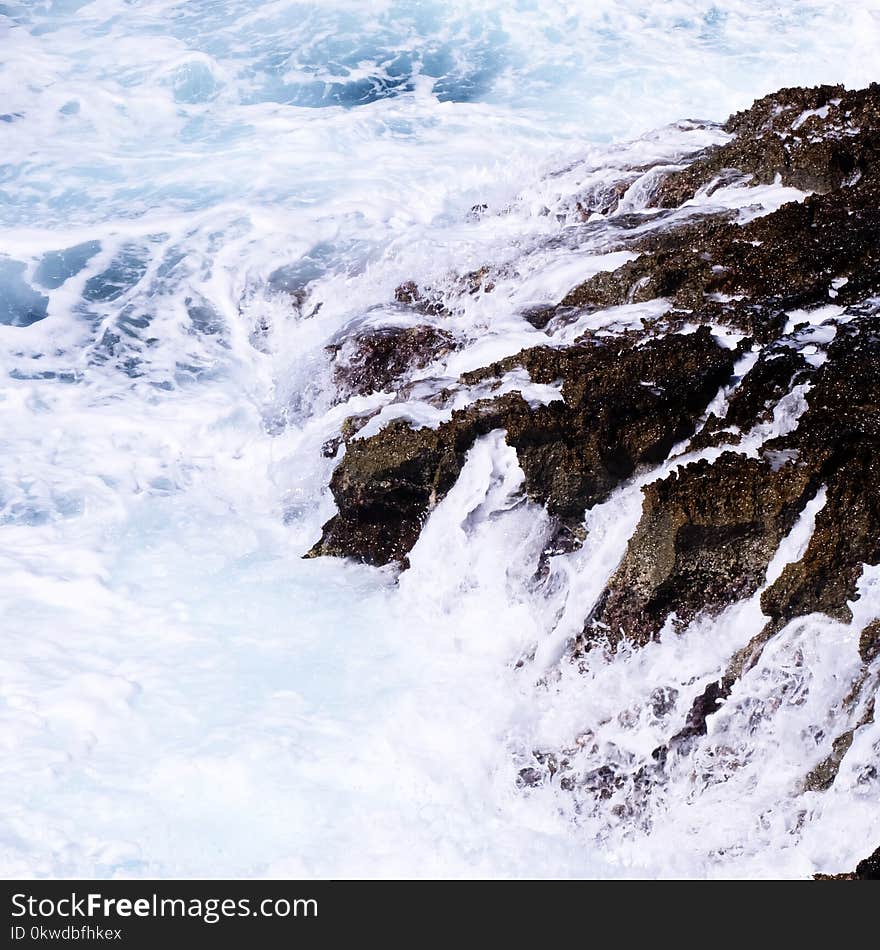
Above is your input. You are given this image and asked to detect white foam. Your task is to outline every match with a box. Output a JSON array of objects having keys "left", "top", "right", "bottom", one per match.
[{"left": 2, "top": 0, "right": 879, "bottom": 880}]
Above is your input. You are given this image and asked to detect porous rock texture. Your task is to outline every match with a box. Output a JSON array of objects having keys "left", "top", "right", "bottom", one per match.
[
  {"left": 312, "top": 83, "right": 880, "bottom": 581},
  {"left": 310, "top": 329, "right": 735, "bottom": 565},
  {"left": 328, "top": 324, "right": 455, "bottom": 399},
  {"left": 589, "top": 313, "right": 880, "bottom": 652},
  {"left": 306, "top": 84, "right": 880, "bottom": 869}
]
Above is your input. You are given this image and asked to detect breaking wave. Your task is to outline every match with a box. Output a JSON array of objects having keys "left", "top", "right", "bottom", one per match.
[{"left": 1, "top": 0, "right": 879, "bottom": 878}]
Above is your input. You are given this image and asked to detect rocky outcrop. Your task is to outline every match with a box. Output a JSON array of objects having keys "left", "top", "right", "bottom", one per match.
[
  {"left": 656, "top": 84, "right": 880, "bottom": 207},
  {"left": 310, "top": 83, "right": 880, "bottom": 660},
  {"left": 329, "top": 324, "right": 455, "bottom": 398},
  {"left": 694, "top": 346, "right": 810, "bottom": 448},
  {"left": 307, "top": 85, "right": 880, "bottom": 847},
  {"left": 583, "top": 454, "right": 815, "bottom": 648},
  {"left": 551, "top": 88, "right": 880, "bottom": 336},
  {"left": 309, "top": 329, "right": 734, "bottom": 565},
  {"left": 586, "top": 313, "right": 880, "bottom": 650},
  {"left": 306, "top": 394, "right": 527, "bottom": 565},
  {"left": 560, "top": 178, "right": 880, "bottom": 316},
  {"left": 758, "top": 321, "right": 880, "bottom": 627}
]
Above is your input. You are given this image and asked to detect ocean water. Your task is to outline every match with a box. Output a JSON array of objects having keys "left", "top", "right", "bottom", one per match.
[{"left": 1, "top": 0, "right": 879, "bottom": 878}]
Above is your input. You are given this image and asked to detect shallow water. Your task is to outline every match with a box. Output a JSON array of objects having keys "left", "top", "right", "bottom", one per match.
[{"left": 1, "top": 0, "right": 879, "bottom": 878}]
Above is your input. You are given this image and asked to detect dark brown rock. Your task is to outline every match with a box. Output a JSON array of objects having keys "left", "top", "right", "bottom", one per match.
[
  {"left": 588, "top": 311, "right": 880, "bottom": 651},
  {"left": 759, "top": 317, "right": 880, "bottom": 626},
  {"left": 760, "top": 449, "right": 880, "bottom": 624},
  {"left": 313, "top": 83, "right": 880, "bottom": 686},
  {"left": 329, "top": 324, "right": 455, "bottom": 398},
  {"left": 673, "top": 678, "right": 734, "bottom": 746},
  {"left": 690, "top": 345, "right": 811, "bottom": 450},
  {"left": 393, "top": 280, "right": 450, "bottom": 315},
  {"left": 561, "top": 180, "right": 880, "bottom": 316},
  {"left": 856, "top": 846, "right": 880, "bottom": 879},
  {"left": 493, "top": 329, "right": 736, "bottom": 525},
  {"left": 304, "top": 86, "right": 880, "bottom": 850},
  {"left": 305, "top": 394, "right": 528, "bottom": 565},
  {"left": 723, "top": 348, "right": 811, "bottom": 431},
  {"left": 656, "top": 83, "right": 880, "bottom": 207},
  {"left": 859, "top": 620, "right": 880, "bottom": 665},
  {"left": 520, "top": 304, "right": 558, "bottom": 329},
  {"left": 310, "top": 329, "right": 734, "bottom": 565},
  {"left": 584, "top": 454, "right": 815, "bottom": 648}
]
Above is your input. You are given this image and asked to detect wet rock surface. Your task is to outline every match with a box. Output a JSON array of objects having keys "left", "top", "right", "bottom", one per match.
[
  {"left": 311, "top": 82, "right": 880, "bottom": 648},
  {"left": 584, "top": 454, "right": 815, "bottom": 649},
  {"left": 656, "top": 84, "right": 880, "bottom": 207},
  {"left": 589, "top": 313, "right": 880, "bottom": 650},
  {"left": 757, "top": 318, "right": 880, "bottom": 624},
  {"left": 856, "top": 846, "right": 880, "bottom": 880},
  {"left": 306, "top": 393, "right": 528, "bottom": 565},
  {"left": 310, "top": 329, "right": 734, "bottom": 565},
  {"left": 329, "top": 324, "right": 455, "bottom": 398},
  {"left": 698, "top": 346, "right": 810, "bottom": 444},
  {"left": 553, "top": 89, "right": 880, "bottom": 332},
  {"left": 306, "top": 84, "right": 880, "bottom": 849},
  {"left": 860, "top": 620, "right": 880, "bottom": 665},
  {"left": 561, "top": 180, "right": 880, "bottom": 315}
]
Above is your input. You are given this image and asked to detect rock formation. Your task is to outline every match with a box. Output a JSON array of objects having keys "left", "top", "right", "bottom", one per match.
[{"left": 306, "top": 83, "right": 880, "bottom": 868}]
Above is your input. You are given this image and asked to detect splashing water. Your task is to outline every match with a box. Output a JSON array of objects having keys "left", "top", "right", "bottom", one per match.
[{"left": 1, "top": 0, "right": 879, "bottom": 878}]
